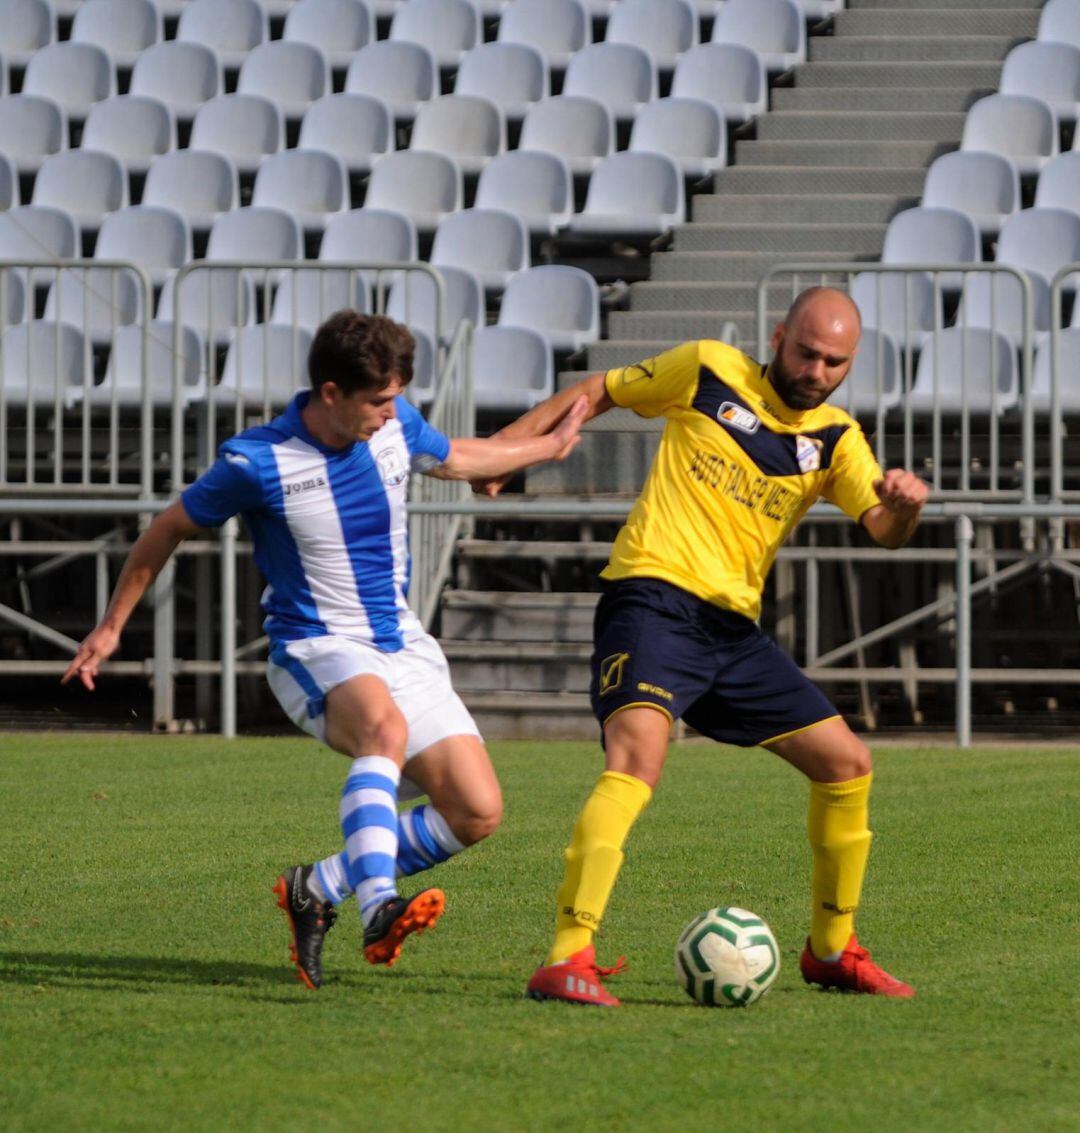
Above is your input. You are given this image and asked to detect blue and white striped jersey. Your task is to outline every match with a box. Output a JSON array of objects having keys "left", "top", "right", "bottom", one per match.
[{"left": 181, "top": 391, "right": 451, "bottom": 653}]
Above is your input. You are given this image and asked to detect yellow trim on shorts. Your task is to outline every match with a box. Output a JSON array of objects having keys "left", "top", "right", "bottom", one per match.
[
  {"left": 759, "top": 714, "right": 843, "bottom": 748},
  {"left": 602, "top": 700, "right": 675, "bottom": 728}
]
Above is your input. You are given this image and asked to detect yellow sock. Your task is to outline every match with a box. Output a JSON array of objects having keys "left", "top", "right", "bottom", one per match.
[
  {"left": 808, "top": 772, "right": 873, "bottom": 960},
  {"left": 547, "top": 771, "right": 653, "bottom": 964}
]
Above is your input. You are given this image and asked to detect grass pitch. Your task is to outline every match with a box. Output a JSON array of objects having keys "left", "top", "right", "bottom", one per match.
[{"left": 1, "top": 736, "right": 1076, "bottom": 1133}]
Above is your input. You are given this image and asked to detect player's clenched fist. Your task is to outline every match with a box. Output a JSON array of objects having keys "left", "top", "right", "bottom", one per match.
[{"left": 872, "top": 468, "right": 929, "bottom": 515}]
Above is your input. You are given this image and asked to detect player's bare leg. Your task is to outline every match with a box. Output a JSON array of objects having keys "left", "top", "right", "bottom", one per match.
[
  {"left": 765, "top": 717, "right": 914, "bottom": 997},
  {"left": 526, "top": 706, "right": 666, "bottom": 1006}
]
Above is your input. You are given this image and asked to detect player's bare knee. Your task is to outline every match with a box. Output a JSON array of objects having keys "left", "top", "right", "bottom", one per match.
[
  {"left": 444, "top": 796, "right": 502, "bottom": 846},
  {"left": 824, "top": 735, "right": 873, "bottom": 781}
]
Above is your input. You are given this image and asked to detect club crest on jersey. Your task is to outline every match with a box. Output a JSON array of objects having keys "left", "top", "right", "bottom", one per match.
[
  {"left": 717, "top": 401, "right": 760, "bottom": 434},
  {"left": 376, "top": 447, "right": 409, "bottom": 487},
  {"left": 796, "top": 434, "right": 823, "bottom": 473}
]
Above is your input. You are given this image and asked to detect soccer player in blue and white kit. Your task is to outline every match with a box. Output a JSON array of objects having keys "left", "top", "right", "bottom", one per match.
[{"left": 63, "top": 311, "right": 588, "bottom": 989}]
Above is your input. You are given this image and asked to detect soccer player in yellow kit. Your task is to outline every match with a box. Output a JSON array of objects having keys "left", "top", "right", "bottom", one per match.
[{"left": 479, "top": 288, "right": 928, "bottom": 1004}]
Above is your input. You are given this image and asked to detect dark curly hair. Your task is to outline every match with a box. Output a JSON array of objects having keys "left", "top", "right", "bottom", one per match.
[{"left": 307, "top": 310, "right": 415, "bottom": 394}]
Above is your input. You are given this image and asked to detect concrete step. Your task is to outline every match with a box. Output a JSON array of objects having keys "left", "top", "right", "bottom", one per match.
[
  {"left": 441, "top": 589, "right": 600, "bottom": 642},
  {"left": 609, "top": 311, "right": 778, "bottom": 341},
  {"left": 457, "top": 690, "right": 596, "bottom": 741},
  {"left": 693, "top": 194, "right": 910, "bottom": 225},
  {"left": 794, "top": 62, "right": 1002, "bottom": 88},
  {"left": 444, "top": 640, "right": 592, "bottom": 693},
  {"left": 673, "top": 222, "right": 886, "bottom": 254},
  {"left": 650, "top": 250, "right": 864, "bottom": 283},
  {"left": 457, "top": 538, "right": 615, "bottom": 560},
  {"left": 710, "top": 166, "right": 928, "bottom": 195},
  {"left": 586, "top": 339, "right": 755, "bottom": 369},
  {"left": 772, "top": 87, "right": 982, "bottom": 112},
  {"left": 525, "top": 414, "right": 664, "bottom": 493},
  {"left": 756, "top": 111, "right": 965, "bottom": 142},
  {"left": 852, "top": 0, "right": 1042, "bottom": 8},
  {"left": 628, "top": 280, "right": 839, "bottom": 313},
  {"left": 735, "top": 139, "right": 951, "bottom": 167},
  {"left": 835, "top": 9, "right": 1039, "bottom": 37},
  {"left": 810, "top": 37, "right": 1024, "bottom": 63}
]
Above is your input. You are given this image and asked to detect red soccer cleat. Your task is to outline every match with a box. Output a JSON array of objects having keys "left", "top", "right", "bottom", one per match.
[
  {"left": 525, "top": 945, "right": 627, "bottom": 1007},
  {"left": 800, "top": 934, "right": 915, "bottom": 998}
]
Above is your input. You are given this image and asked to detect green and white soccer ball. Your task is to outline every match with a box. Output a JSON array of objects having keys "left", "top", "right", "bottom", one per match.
[{"left": 675, "top": 907, "right": 780, "bottom": 1007}]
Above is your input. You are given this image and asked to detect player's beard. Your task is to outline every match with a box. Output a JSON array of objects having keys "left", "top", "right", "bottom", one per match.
[{"left": 768, "top": 356, "right": 832, "bottom": 410}]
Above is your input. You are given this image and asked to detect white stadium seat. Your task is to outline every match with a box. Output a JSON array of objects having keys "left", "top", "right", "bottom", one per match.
[
  {"left": 0, "top": 95, "right": 66, "bottom": 176},
  {"left": 386, "top": 264, "right": 484, "bottom": 340},
  {"left": 0, "top": 0, "right": 57, "bottom": 71},
  {"left": 237, "top": 41, "right": 330, "bottom": 122},
  {"left": 519, "top": 95, "right": 614, "bottom": 176},
  {"left": 216, "top": 325, "right": 313, "bottom": 408},
  {"left": 431, "top": 208, "right": 529, "bottom": 291},
  {"left": 832, "top": 328, "right": 903, "bottom": 418},
  {"left": 1031, "top": 328, "right": 1080, "bottom": 413},
  {"left": 1000, "top": 41, "right": 1080, "bottom": 126},
  {"left": 409, "top": 95, "right": 506, "bottom": 176},
  {"left": 921, "top": 152, "right": 1020, "bottom": 238},
  {"left": 364, "top": 151, "right": 463, "bottom": 234},
  {"left": 472, "top": 324, "right": 554, "bottom": 410},
  {"left": 0, "top": 205, "right": 79, "bottom": 262},
  {"left": 711, "top": 0, "right": 807, "bottom": 75},
  {"left": 1035, "top": 152, "right": 1080, "bottom": 216},
  {"left": 455, "top": 43, "right": 549, "bottom": 122},
  {"left": 71, "top": 0, "right": 162, "bottom": 71},
  {"left": 129, "top": 42, "right": 222, "bottom": 123},
  {"left": 497, "top": 0, "right": 590, "bottom": 71},
  {"left": 23, "top": 42, "right": 116, "bottom": 123},
  {"left": 320, "top": 208, "right": 419, "bottom": 293},
  {"left": 270, "top": 269, "right": 371, "bottom": 330},
  {"left": 95, "top": 205, "right": 191, "bottom": 288},
  {"left": 0, "top": 153, "right": 17, "bottom": 212},
  {"left": 177, "top": 0, "right": 268, "bottom": 72},
  {"left": 1, "top": 268, "right": 29, "bottom": 326},
  {"left": 389, "top": 0, "right": 482, "bottom": 69},
  {"left": 207, "top": 206, "right": 303, "bottom": 263},
  {"left": 849, "top": 272, "right": 941, "bottom": 351},
  {"left": 345, "top": 41, "right": 438, "bottom": 122},
  {"left": 475, "top": 150, "right": 573, "bottom": 238},
  {"left": 88, "top": 321, "right": 207, "bottom": 409},
  {"left": 1039, "top": 0, "right": 1080, "bottom": 49},
  {"left": 0, "top": 322, "right": 89, "bottom": 408},
  {"left": 629, "top": 97, "right": 727, "bottom": 179},
  {"left": 882, "top": 206, "right": 982, "bottom": 291},
  {"left": 158, "top": 268, "right": 256, "bottom": 344},
  {"left": 299, "top": 94, "right": 393, "bottom": 178},
  {"left": 81, "top": 95, "right": 176, "bottom": 178},
  {"left": 190, "top": 94, "right": 285, "bottom": 178},
  {"left": 33, "top": 150, "right": 128, "bottom": 237},
  {"left": 142, "top": 150, "right": 240, "bottom": 234},
  {"left": 284, "top": 0, "right": 373, "bottom": 72},
  {"left": 563, "top": 43, "right": 657, "bottom": 122},
  {"left": 605, "top": 0, "right": 699, "bottom": 71},
  {"left": 962, "top": 93, "right": 1059, "bottom": 178},
  {"left": 498, "top": 264, "right": 600, "bottom": 352},
  {"left": 567, "top": 151, "right": 686, "bottom": 238},
  {"left": 672, "top": 43, "right": 768, "bottom": 126},
  {"left": 911, "top": 328, "right": 1019, "bottom": 414},
  {"left": 44, "top": 266, "right": 145, "bottom": 345},
  {"left": 251, "top": 149, "right": 349, "bottom": 233}
]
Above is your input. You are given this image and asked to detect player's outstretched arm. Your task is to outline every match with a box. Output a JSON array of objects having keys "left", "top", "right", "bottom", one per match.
[
  {"left": 861, "top": 469, "right": 930, "bottom": 550},
  {"left": 469, "top": 373, "right": 615, "bottom": 496},
  {"left": 61, "top": 499, "right": 203, "bottom": 691},
  {"left": 433, "top": 393, "right": 591, "bottom": 482}
]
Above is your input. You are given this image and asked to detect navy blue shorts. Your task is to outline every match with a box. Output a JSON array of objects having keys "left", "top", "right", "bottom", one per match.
[{"left": 589, "top": 578, "right": 840, "bottom": 748}]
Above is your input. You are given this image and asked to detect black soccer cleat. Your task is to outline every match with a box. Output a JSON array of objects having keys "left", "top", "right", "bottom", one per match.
[
  {"left": 362, "top": 888, "right": 445, "bottom": 967},
  {"left": 273, "top": 865, "right": 337, "bottom": 990}
]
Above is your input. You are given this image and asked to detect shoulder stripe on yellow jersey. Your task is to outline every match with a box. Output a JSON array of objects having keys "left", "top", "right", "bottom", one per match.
[{"left": 691, "top": 367, "right": 849, "bottom": 477}]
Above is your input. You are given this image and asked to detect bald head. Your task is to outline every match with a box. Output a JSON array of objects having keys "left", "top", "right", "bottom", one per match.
[{"left": 768, "top": 287, "right": 862, "bottom": 411}]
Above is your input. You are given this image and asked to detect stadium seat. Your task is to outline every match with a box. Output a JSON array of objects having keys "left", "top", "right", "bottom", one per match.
[
  {"left": 158, "top": 267, "right": 256, "bottom": 344},
  {"left": 284, "top": 0, "right": 373, "bottom": 72},
  {"left": 921, "top": 152, "right": 1020, "bottom": 238},
  {"left": 190, "top": 94, "right": 285, "bottom": 177},
  {"left": 0, "top": 321, "right": 89, "bottom": 408},
  {"left": 365, "top": 151, "right": 463, "bottom": 234},
  {"left": 386, "top": 264, "right": 483, "bottom": 341},
  {"left": 0, "top": 205, "right": 78, "bottom": 262},
  {"left": 1039, "top": 0, "right": 1080, "bottom": 49},
  {"left": 23, "top": 42, "right": 116, "bottom": 124},
  {"left": 1, "top": 268, "right": 28, "bottom": 326},
  {"left": 0, "top": 153, "right": 20, "bottom": 212},
  {"left": 206, "top": 206, "right": 303, "bottom": 263},
  {"left": 251, "top": 149, "right": 349, "bottom": 234},
  {"left": 0, "top": 95, "right": 66, "bottom": 176},
  {"left": 629, "top": 97, "right": 726, "bottom": 179},
  {"left": 299, "top": 95, "right": 393, "bottom": 179},
  {"left": 995, "top": 206, "right": 1080, "bottom": 297},
  {"left": 475, "top": 150, "right": 573, "bottom": 238},
  {"left": 320, "top": 208, "right": 418, "bottom": 293},
  {"left": 563, "top": 43, "right": 657, "bottom": 122},
  {"left": 454, "top": 43, "right": 549, "bottom": 122},
  {"left": 216, "top": 325, "right": 313, "bottom": 408},
  {"left": 498, "top": 264, "right": 600, "bottom": 352},
  {"left": 496, "top": 0, "right": 590, "bottom": 71},
  {"left": 0, "top": 0, "right": 57, "bottom": 71},
  {"left": 129, "top": 42, "right": 222, "bottom": 124},
  {"left": 409, "top": 95, "right": 505, "bottom": 177},
  {"left": 849, "top": 272, "right": 941, "bottom": 351},
  {"left": 344, "top": 41, "right": 438, "bottom": 122},
  {"left": 32, "top": 150, "right": 128, "bottom": 238},
  {"left": 671, "top": 43, "right": 768, "bottom": 126},
  {"left": 84, "top": 321, "right": 207, "bottom": 409},
  {"left": 911, "top": 327, "right": 1019, "bottom": 414},
  {"left": 881, "top": 206, "right": 981, "bottom": 291},
  {"left": 955, "top": 271, "right": 1050, "bottom": 343},
  {"left": 142, "top": 150, "right": 239, "bottom": 235},
  {"left": 711, "top": 0, "right": 806, "bottom": 75},
  {"left": 43, "top": 266, "right": 145, "bottom": 345},
  {"left": 389, "top": 0, "right": 482, "bottom": 70},
  {"left": 94, "top": 205, "right": 191, "bottom": 288},
  {"left": 566, "top": 151, "right": 685, "bottom": 238},
  {"left": 605, "top": 0, "right": 699, "bottom": 71},
  {"left": 1000, "top": 41, "right": 1080, "bottom": 127},
  {"left": 518, "top": 95, "right": 615, "bottom": 176},
  {"left": 961, "top": 94, "right": 1059, "bottom": 178},
  {"left": 1035, "top": 152, "right": 1080, "bottom": 216},
  {"left": 178, "top": 0, "right": 268, "bottom": 72},
  {"left": 237, "top": 41, "right": 330, "bottom": 123},
  {"left": 472, "top": 323, "right": 554, "bottom": 410},
  {"left": 1031, "top": 328, "right": 1080, "bottom": 414},
  {"left": 431, "top": 208, "right": 529, "bottom": 291},
  {"left": 71, "top": 0, "right": 162, "bottom": 71},
  {"left": 270, "top": 269, "right": 371, "bottom": 330},
  {"left": 832, "top": 328, "right": 903, "bottom": 418},
  {"left": 81, "top": 95, "right": 176, "bottom": 178}
]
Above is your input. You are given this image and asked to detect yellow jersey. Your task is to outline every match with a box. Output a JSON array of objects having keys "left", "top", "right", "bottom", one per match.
[{"left": 600, "top": 339, "right": 883, "bottom": 622}]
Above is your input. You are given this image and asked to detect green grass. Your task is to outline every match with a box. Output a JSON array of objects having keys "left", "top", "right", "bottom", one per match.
[{"left": 1, "top": 737, "right": 1077, "bottom": 1133}]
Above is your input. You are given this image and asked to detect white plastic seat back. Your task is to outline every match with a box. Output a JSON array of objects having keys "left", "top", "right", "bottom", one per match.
[
  {"left": 996, "top": 206, "right": 1080, "bottom": 289},
  {"left": 882, "top": 206, "right": 981, "bottom": 290},
  {"left": 1035, "top": 152, "right": 1080, "bottom": 216},
  {"left": 95, "top": 321, "right": 207, "bottom": 408},
  {"left": 431, "top": 208, "right": 529, "bottom": 290},
  {"left": 519, "top": 95, "right": 614, "bottom": 175},
  {"left": 190, "top": 94, "right": 285, "bottom": 177},
  {"left": 629, "top": 97, "right": 726, "bottom": 178},
  {"left": 238, "top": 41, "right": 330, "bottom": 121},
  {"left": 672, "top": 43, "right": 767, "bottom": 124},
  {"left": 178, "top": 0, "right": 268, "bottom": 70},
  {"left": 472, "top": 324, "right": 553, "bottom": 410},
  {"left": 95, "top": 205, "right": 191, "bottom": 288},
  {"left": 568, "top": 151, "right": 685, "bottom": 236},
  {"left": 389, "top": 0, "right": 482, "bottom": 69},
  {"left": 606, "top": 0, "right": 698, "bottom": 69},
  {"left": 0, "top": 321, "right": 88, "bottom": 407},
  {"left": 0, "top": 153, "right": 18, "bottom": 211},
  {"left": 475, "top": 150, "right": 573, "bottom": 237},
  {"left": 497, "top": 0, "right": 590, "bottom": 70},
  {"left": 563, "top": 43, "right": 657, "bottom": 121},
  {"left": 386, "top": 265, "right": 483, "bottom": 337},
  {"left": 0, "top": 95, "right": 67, "bottom": 175},
  {"left": 1, "top": 268, "right": 27, "bottom": 326},
  {"left": 130, "top": 42, "right": 222, "bottom": 121},
  {"left": 23, "top": 42, "right": 116, "bottom": 122},
  {"left": 1039, "top": 0, "right": 1080, "bottom": 49},
  {"left": 834, "top": 329, "right": 903, "bottom": 418},
  {"left": 850, "top": 272, "right": 941, "bottom": 350},
  {"left": 409, "top": 95, "right": 505, "bottom": 176},
  {"left": 207, "top": 206, "right": 303, "bottom": 263},
  {"left": 498, "top": 264, "right": 600, "bottom": 352},
  {"left": 142, "top": 150, "right": 239, "bottom": 232},
  {"left": 251, "top": 149, "right": 349, "bottom": 231},
  {"left": 956, "top": 271, "right": 1051, "bottom": 339},
  {"left": 321, "top": 208, "right": 419, "bottom": 287},
  {"left": 922, "top": 152, "right": 1020, "bottom": 238},
  {"left": 300, "top": 94, "right": 393, "bottom": 176},
  {"left": 962, "top": 94, "right": 1059, "bottom": 178},
  {"left": 455, "top": 43, "right": 549, "bottom": 121},
  {"left": 0, "top": 0, "right": 56, "bottom": 70},
  {"left": 711, "top": 0, "right": 806, "bottom": 74},
  {"left": 270, "top": 269, "right": 371, "bottom": 330},
  {"left": 345, "top": 41, "right": 438, "bottom": 121},
  {"left": 72, "top": 0, "right": 162, "bottom": 69},
  {"left": 0, "top": 205, "right": 78, "bottom": 261},
  {"left": 44, "top": 266, "right": 143, "bottom": 343},
  {"left": 285, "top": 0, "right": 373, "bottom": 70},
  {"left": 33, "top": 150, "right": 128, "bottom": 233},
  {"left": 1000, "top": 41, "right": 1080, "bottom": 125},
  {"left": 81, "top": 95, "right": 176, "bottom": 177},
  {"left": 159, "top": 268, "right": 256, "bottom": 344},
  {"left": 1031, "top": 328, "right": 1080, "bottom": 413},
  {"left": 912, "top": 328, "right": 1019, "bottom": 414},
  {"left": 218, "top": 325, "right": 312, "bottom": 407},
  {"left": 365, "top": 151, "right": 463, "bottom": 233}
]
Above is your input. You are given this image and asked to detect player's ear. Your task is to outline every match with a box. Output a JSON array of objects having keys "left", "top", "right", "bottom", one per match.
[{"left": 769, "top": 322, "right": 786, "bottom": 355}]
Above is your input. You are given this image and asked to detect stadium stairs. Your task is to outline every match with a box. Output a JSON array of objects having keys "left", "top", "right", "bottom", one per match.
[{"left": 443, "top": 0, "right": 1045, "bottom": 740}]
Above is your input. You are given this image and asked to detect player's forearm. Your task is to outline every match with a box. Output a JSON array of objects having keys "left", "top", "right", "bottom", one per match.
[
  {"left": 438, "top": 433, "right": 568, "bottom": 481},
  {"left": 862, "top": 506, "right": 922, "bottom": 550},
  {"left": 99, "top": 510, "right": 193, "bottom": 632},
  {"left": 492, "top": 373, "right": 612, "bottom": 441}
]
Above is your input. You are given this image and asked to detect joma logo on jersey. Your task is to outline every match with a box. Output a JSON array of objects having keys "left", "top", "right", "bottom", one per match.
[
  {"left": 717, "top": 402, "right": 760, "bottom": 434},
  {"left": 283, "top": 476, "right": 327, "bottom": 497}
]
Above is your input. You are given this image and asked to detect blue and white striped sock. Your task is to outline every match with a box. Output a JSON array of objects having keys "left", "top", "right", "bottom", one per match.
[
  {"left": 340, "top": 755, "right": 400, "bottom": 929},
  {"left": 313, "top": 804, "right": 467, "bottom": 904}
]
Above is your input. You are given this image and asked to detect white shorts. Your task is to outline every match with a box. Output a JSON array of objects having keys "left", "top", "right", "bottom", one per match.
[{"left": 267, "top": 631, "right": 481, "bottom": 763}]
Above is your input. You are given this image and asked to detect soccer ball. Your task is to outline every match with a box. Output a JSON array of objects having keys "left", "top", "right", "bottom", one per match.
[{"left": 675, "top": 907, "right": 780, "bottom": 1007}]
